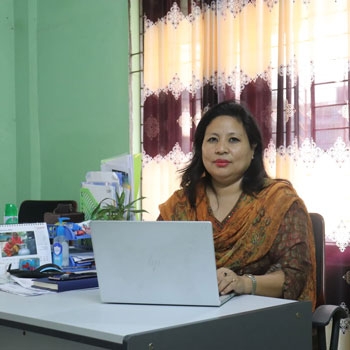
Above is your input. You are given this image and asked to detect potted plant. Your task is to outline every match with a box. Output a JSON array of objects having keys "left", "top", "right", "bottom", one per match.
[{"left": 90, "top": 190, "right": 147, "bottom": 221}]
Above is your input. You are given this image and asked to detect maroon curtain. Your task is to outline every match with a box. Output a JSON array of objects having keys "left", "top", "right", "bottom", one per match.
[{"left": 142, "top": 1, "right": 274, "bottom": 157}]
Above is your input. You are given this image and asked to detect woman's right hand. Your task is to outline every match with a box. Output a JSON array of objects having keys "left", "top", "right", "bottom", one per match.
[{"left": 217, "top": 267, "right": 246, "bottom": 295}]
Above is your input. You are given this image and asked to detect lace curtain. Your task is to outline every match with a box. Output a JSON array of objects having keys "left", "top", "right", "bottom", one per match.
[
  {"left": 141, "top": 1, "right": 349, "bottom": 252},
  {"left": 141, "top": 3, "right": 350, "bottom": 335}
]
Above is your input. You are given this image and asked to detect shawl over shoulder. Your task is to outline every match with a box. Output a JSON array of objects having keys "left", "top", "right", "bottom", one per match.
[{"left": 159, "top": 179, "right": 316, "bottom": 308}]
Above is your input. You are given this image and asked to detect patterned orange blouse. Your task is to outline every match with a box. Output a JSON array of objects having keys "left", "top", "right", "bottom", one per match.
[{"left": 158, "top": 178, "right": 316, "bottom": 309}]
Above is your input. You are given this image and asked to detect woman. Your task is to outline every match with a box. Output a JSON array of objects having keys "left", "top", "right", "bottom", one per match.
[{"left": 158, "top": 101, "right": 316, "bottom": 308}]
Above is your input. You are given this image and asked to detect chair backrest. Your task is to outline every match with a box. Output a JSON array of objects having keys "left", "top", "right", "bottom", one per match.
[
  {"left": 18, "top": 200, "right": 77, "bottom": 223},
  {"left": 309, "top": 212, "right": 326, "bottom": 307}
]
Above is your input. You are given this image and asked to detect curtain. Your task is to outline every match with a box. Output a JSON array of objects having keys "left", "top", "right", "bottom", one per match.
[{"left": 142, "top": 0, "right": 350, "bottom": 337}]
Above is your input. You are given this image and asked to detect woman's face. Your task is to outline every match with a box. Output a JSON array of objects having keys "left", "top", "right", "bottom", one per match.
[{"left": 201, "top": 115, "right": 255, "bottom": 186}]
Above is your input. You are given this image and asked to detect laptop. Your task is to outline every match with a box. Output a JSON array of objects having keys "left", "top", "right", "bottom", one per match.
[{"left": 90, "top": 220, "right": 235, "bottom": 306}]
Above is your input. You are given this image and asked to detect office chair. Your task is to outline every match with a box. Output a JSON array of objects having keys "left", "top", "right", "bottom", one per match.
[
  {"left": 18, "top": 200, "right": 78, "bottom": 223},
  {"left": 310, "top": 213, "right": 348, "bottom": 350}
]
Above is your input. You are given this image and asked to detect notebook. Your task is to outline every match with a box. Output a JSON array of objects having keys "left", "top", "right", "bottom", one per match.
[{"left": 90, "top": 220, "right": 235, "bottom": 306}]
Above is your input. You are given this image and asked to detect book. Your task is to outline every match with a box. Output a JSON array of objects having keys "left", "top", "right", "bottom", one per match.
[{"left": 32, "top": 275, "right": 98, "bottom": 292}]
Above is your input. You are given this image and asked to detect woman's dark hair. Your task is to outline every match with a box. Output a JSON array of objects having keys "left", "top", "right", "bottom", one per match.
[{"left": 180, "top": 100, "right": 269, "bottom": 208}]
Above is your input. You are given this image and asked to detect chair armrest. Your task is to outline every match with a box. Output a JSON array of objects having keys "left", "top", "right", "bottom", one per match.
[{"left": 312, "top": 304, "right": 347, "bottom": 327}]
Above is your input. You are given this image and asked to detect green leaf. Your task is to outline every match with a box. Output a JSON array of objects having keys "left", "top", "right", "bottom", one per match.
[{"left": 90, "top": 191, "right": 147, "bottom": 221}]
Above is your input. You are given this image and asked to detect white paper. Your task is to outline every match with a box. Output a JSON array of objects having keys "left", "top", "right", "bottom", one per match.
[
  {"left": 81, "top": 182, "right": 118, "bottom": 206},
  {"left": 0, "top": 275, "right": 53, "bottom": 296},
  {"left": 85, "top": 171, "right": 120, "bottom": 184},
  {"left": 0, "top": 222, "right": 52, "bottom": 269},
  {"left": 100, "top": 153, "right": 135, "bottom": 202}
]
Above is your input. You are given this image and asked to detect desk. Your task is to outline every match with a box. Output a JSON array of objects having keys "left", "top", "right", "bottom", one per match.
[{"left": 0, "top": 289, "right": 311, "bottom": 349}]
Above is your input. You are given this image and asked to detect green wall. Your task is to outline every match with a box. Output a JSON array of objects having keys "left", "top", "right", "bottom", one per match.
[
  {"left": 0, "top": 0, "right": 16, "bottom": 218},
  {"left": 1, "top": 0, "right": 130, "bottom": 218}
]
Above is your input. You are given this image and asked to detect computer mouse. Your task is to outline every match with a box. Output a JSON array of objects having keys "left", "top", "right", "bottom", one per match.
[{"left": 35, "top": 263, "right": 63, "bottom": 274}]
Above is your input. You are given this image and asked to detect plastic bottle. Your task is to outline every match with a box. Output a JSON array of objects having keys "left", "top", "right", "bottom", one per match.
[
  {"left": 52, "top": 217, "right": 70, "bottom": 267},
  {"left": 4, "top": 203, "right": 18, "bottom": 224}
]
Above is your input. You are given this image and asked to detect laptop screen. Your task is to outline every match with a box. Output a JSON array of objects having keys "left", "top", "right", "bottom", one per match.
[{"left": 90, "top": 220, "right": 227, "bottom": 306}]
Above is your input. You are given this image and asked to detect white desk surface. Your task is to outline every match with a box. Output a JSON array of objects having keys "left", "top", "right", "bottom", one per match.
[{"left": 0, "top": 288, "right": 295, "bottom": 345}]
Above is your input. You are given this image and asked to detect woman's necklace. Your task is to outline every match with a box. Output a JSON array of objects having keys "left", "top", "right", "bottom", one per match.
[{"left": 207, "top": 187, "right": 242, "bottom": 222}]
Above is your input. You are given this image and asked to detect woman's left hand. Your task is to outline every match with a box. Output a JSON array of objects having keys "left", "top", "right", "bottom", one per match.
[{"left": 217, "top": 267, "right": 245, "bottom": 295}]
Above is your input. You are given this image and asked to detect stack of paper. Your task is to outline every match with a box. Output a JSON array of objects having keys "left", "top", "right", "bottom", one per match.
[
  {"left": 100, "top": 153, "right": 142, "bottom": 204},
  {"left": 80, "top": 153, "right": 141, "bottom": 219}
]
